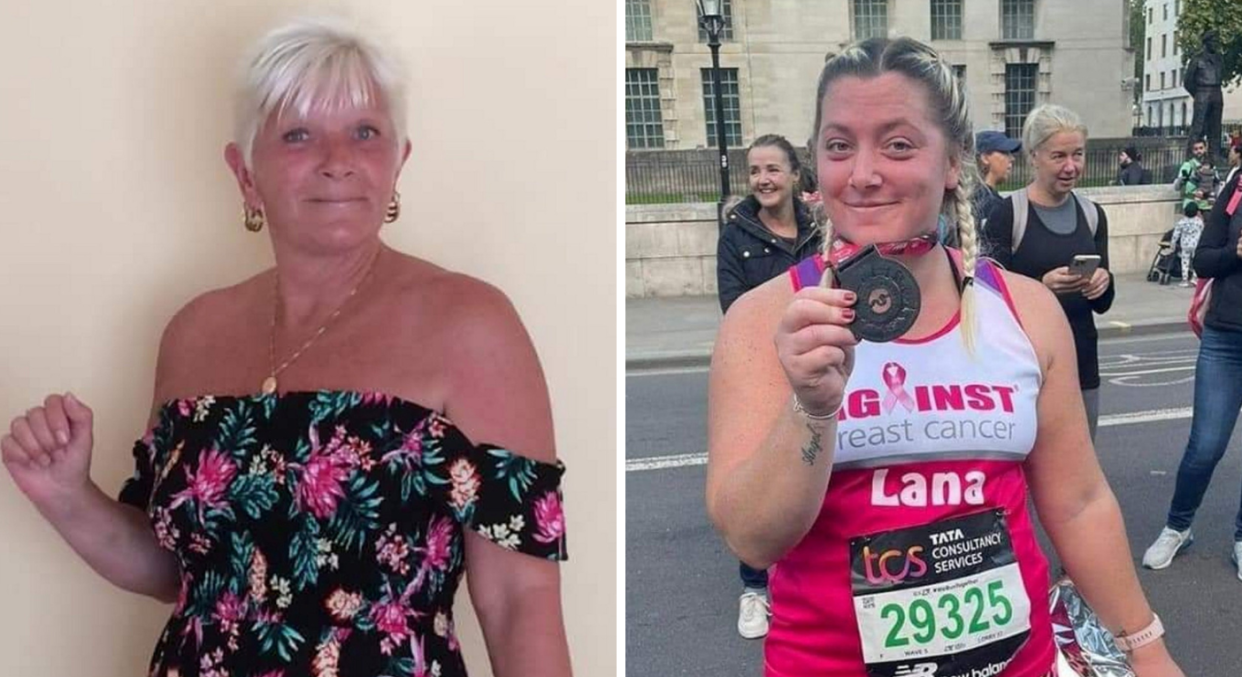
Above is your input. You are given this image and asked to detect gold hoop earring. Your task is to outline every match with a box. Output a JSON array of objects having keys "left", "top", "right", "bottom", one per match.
[
  {"left": 244, "top": 205, "right": 266, "bottom": 233},
  {"left": 384, "top": 191, "right": 401, "bottom": 223}
]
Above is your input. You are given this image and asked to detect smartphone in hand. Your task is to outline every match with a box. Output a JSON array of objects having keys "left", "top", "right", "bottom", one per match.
[{"left": 1068, "top": 254, "right": 1101, "bottom": 279}]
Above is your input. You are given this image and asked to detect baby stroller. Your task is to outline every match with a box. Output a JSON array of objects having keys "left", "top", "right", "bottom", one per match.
[{"left": 1146, "top": 228, "right": 1182, "bottom": 285}]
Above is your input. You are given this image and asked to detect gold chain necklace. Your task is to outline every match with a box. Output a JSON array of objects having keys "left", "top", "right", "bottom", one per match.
[{"left": 261, "top": 250, "right": 380, "bottom": 395}]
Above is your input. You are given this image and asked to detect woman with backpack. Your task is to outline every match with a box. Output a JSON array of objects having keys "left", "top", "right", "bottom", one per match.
[{"left": 981, "top": 104, "right": 1112, "bottom": 440}]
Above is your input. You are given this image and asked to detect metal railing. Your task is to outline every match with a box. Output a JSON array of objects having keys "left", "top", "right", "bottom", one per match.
[{"left": 626, "top": 137, "right": 1212, "bottom": 204}]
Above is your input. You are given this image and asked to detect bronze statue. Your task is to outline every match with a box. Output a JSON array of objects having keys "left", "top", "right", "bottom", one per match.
[{"left": 1184, "top": 30, "right": 1225, "bottom": 161}]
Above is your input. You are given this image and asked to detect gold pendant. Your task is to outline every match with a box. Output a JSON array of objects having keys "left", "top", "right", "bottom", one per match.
[{"left": 261, "top": 376, "right": 278, "bottom": 395}]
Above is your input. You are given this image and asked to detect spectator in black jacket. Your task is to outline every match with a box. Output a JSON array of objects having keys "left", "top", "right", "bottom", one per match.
[
  {"left": 714, "top": 134, "right": 821, "bottom": 641},
  {"left": 970, "top": 130, "right": 1021, "bottom": 225},
  {"left": 716, "top": 135, "right": 821, "bottom": 315},
  {"left": 1116, "top": 145, "right": 1151, "bottom": 185},
  {"left": 1141, "top": 170, "right": 1242, "bottom": 577},
  {"left": 981, "top": 104, "right": 1113, "bottom": 440}
]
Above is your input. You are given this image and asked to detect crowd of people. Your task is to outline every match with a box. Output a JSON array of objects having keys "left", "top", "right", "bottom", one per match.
[{"left": 705, "top": 30, "right": 1242, "bottom": 677}]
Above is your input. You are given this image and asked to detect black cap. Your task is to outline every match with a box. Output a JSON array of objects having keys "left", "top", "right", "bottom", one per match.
[{"left": 976, "top": 130, "right": 1021, "bottom": 154}]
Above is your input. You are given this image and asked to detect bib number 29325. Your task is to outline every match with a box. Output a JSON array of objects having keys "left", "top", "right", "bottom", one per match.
[{"left": 850, "top": 509, "right": 1032, "bottom": 677}]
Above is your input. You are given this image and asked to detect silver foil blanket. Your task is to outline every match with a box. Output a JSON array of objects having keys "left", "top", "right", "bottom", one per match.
[{"left": 1048, "top": 577, "right": 1135, "bottom": 677}]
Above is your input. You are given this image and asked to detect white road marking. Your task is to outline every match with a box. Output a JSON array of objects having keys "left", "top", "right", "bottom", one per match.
[
  {"left": 1098, "top": 407, "right": 1193, "bottom": 427},
  {"left": 626, "top": 407, "right": 1197, "bottom": 473},
  {"left": 1101, "top": 366, "right": 1196, "bottom": 377}
]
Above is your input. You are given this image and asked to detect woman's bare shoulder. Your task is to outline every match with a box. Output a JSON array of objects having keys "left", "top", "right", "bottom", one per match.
[
  {"left": 151, "top": 273, "right": 269, "bottom": 400},
  {"left": 380, "top": 251, "right": 517, "bottom": 334}
]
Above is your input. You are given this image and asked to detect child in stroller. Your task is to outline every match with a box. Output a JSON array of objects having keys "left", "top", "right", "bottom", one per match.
[{"left": 1147, "top": 227, "right": 1182, "bottom": 285}]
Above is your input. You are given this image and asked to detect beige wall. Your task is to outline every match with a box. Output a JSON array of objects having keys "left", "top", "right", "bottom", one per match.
[{"left": 0, "top": 2, "right": 615, "bottom": 676}]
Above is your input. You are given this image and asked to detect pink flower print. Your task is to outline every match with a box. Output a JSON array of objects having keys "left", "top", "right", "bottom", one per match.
[
  {"left": 249, "top": 549, "right": 269, "bottom": 604},
  {"left": 428, "top": 416, "right": 447, "bottom": 439},
  {"left": 376, "top": 525, "right": 412, "bottom": 575},
  {"left": 169, "top": 448, "right": 237, "bottom": 524},
  {"left": 176, "top": 399, "right": 193, "bottom": 418},
  {"left": 533, "top": 492, "right": 566, "bottom": 545},
  {"left": 409, "top": 632, "right": 428, "bottom": 677},
  {"left": 213, "top": 591, "right": 247, "bottom": 636},
  {"left": 422, "top": 516, "right": 455, "bottom": 573},
  {"left": 292, "top": 425, "right": 361, "bottom": 519},
  {"left": 152, "top": 507, "right": 180, "bottom": 550},
  {"left": 381, "top": 427, "right": 423, "bottom": 469},
  {"left": 312, "top": 631, "right": 343, "bottom": 677},
  {"left": 370, "top": 599, "right": 418, "bottom": 656},
  {"left": 295, "top": 453, "right": 353, "bottom": 519},
  {"left": 360, "top": 391, "right": 392, "bottom": 407},
  {"left": 447, "top": 458, "right": 480, "bottom": 514},
  {"left": 324, "top": 589, "right": 363, "bottom": 622}
]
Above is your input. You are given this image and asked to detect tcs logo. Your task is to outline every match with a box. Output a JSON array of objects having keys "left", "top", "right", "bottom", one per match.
[{"left": 861, "top": 544, "right": 928, "bottom": 584}]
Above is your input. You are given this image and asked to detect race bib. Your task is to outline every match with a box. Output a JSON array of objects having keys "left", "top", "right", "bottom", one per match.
[{"left": 850, "top": 509, "right": 1032, "bottom": 677}]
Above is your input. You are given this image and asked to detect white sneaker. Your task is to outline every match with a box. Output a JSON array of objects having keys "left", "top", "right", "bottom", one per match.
[
  {"left": 1142, "top": 527, "right": 1194, "bottom": 569},
  {"left": 738, "top": 589, "right": 771, "bottom": 639},
  {"left": 1232, "top": 542, "right": 1242, "bottom": 582}
]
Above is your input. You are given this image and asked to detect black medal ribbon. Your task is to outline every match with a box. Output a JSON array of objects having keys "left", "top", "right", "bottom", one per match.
[{"left": 833, "top": 245, "right": 921, "bottom": 343}]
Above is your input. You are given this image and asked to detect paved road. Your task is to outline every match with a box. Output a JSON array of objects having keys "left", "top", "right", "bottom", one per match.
[{"left": 626, "top": 331, "right": 1242, "bottom": 676}]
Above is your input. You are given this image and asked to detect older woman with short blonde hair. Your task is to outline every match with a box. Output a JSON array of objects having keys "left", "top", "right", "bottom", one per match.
[
  {"left": 981, "top": 103, "right": 1113, "bottom": 440},
  {"left": 2, "top": 16, "right": 570, "bottom": 677}
]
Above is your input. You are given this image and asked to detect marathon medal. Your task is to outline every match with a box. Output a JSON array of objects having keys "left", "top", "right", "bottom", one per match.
[{"left": 833, "top": 245, "right": 920, "bottom": 343}]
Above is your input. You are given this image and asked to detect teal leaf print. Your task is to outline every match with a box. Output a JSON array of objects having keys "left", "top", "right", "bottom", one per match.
[
  {"left": 309, "top": 391, "right": 364, "bottom": 427},
  {"left": 186, "top": 570, "right": 227, "bottom": 619},
  {"left": 390, "top": 656, "right": 416, "bottom": 676},
  {"left": 489, "top": 449, "right": 538, "bottom": 503},
  {"left": 290, "top": 515, "right": 321, "bottom": 591},
  {"left": 203, "top": 504, "right": 237, "bottom": 532},
  {"left": 400, "top": 468, "right": 426, "bottom": 502},
  {"left": 288, "top": 436, "right": 312, "bottom": 466},
  {"left": 328, "top": 473, "right": 383, "bottom": 554},
  {"left": 230, "top": 472, "right": 279, "bottom": 520},
  {"left": 422, "top": 438, "right": 449, "bottom": 489},
  {"left": 254, "top": 616, "right": 306, "bottom": 662},
  {"left": 217, "top": 401, "right": 258, "bottom": 461},
  {"left": 152, "top": 408, "right": 176, "bottom": 452},
  {"left": 229, "top": 531, "right": 254, "bottom": 595},
  {"left": 260, "top": 393, "right": 278, "bottom": 421}
]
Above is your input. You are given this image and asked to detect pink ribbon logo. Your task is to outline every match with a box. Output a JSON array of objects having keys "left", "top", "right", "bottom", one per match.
[{"left": 882, "top": 362, "right": 916, "bottom": 413}]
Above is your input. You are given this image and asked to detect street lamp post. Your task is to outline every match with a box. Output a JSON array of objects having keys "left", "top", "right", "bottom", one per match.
[{"left": 697, "top": 0, "right": 730, "bottom": 232}]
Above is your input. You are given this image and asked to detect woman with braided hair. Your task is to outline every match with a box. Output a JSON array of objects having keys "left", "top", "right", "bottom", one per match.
[{"left": 705, "top": 37, "right": 1181, "bottom": 676}]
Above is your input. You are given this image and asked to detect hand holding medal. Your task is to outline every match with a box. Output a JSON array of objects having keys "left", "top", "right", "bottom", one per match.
[{"left": 821, "top": 235, "right": 928, "bottom": 343}]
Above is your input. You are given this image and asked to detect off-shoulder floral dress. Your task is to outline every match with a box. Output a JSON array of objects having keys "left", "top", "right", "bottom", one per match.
[{"left": 118, "top": 390, "right": 567, "bottom": 677}]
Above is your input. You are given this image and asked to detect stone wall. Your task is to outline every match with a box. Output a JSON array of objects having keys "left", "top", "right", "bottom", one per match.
[{"left": 625, "top": 185, "right": 1183, "bottom": 298}]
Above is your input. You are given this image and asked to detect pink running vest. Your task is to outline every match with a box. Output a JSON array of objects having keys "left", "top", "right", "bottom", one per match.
[{"left": 768, "top": 253, "right": 1055, "bottom": 677}]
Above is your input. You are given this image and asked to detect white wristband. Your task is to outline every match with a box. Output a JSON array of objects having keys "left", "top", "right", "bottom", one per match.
[{"left": 1112, "top": 613, "right": 1164, "bottom": 653}]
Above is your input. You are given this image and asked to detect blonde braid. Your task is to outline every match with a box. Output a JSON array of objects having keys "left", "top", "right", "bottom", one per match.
[{"left": 951, "top": 180, "right": 980, "bottom": 355}]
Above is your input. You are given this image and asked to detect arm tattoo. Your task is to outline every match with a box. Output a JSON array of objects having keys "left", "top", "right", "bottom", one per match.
[{"left": 800, "top": 422, "right": 824, "bottom": 466}]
